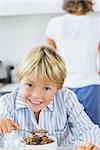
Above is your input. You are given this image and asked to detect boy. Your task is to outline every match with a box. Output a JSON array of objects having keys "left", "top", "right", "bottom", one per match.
[{"left": 0, "top": 45, "right": 100, "bottom": 148}]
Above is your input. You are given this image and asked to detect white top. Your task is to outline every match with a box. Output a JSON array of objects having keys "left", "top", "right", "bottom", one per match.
[
  {"left": 46, "top": 12, "right": 100, "bottom": 88},
  {"left": 0, "top": 85, "right": 100, "bottom": 147}
]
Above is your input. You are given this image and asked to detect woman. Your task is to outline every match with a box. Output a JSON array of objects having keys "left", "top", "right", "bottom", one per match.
[{"left": 46, "top": 0, "right": 100, "bottom": 126}]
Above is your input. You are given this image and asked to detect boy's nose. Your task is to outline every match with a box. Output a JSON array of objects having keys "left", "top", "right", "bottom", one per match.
[{"left": 31, "top": 88, "right": 43, "bottom": 98}]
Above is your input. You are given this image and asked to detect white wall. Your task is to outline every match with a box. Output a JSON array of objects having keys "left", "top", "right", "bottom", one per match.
[
  {"left": 0, "top": 14, "right": 58, "bottom": 65},
  {"left": 0, "top": 0, "right": 100, "bottom": 65},
  {"left": 93, "top": 0, "right": 100, "bottom": 11}
]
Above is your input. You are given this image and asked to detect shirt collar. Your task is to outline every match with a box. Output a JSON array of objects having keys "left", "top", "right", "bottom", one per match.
[
  {"left": 16, "top": 97, "right": 54, "bottom": 112},
  {"left": 16, "top": 90, "right": 28, "bottom": 110},
  {"left": 46, "top": 100, "right": 54, "bottom": 112}
]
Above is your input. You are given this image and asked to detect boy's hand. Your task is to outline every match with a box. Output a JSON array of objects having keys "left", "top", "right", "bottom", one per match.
[
  {"left": 74, "top": 144, "right": 99, "bottom": 150},
  {"left": 0, "top": 118, "right": 21, "bottom": 134}
]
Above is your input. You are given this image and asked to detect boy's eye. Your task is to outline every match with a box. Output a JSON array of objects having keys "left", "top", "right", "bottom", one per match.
[
  {"left": 26, "top": 83, "right": 33, "bottom": 87},
  {"left": 44, "top": 87, "right": 51, "bottom": 91}
]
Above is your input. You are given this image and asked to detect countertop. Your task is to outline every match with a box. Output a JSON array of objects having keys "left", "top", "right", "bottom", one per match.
[{"left": 0, "top": 83, "right": 18, "bottom": 94}]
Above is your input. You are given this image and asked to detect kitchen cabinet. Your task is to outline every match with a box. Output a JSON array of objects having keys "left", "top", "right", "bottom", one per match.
[
  {"left": 0, "top": 0, "right": 100, "bottom": 17},
  {"left": 0, "top": 0, "right": 63, "bottom": 17}
]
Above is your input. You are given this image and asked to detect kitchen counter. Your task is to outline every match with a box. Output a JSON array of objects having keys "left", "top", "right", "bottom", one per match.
[
  {"left": 0, "top": 83, "right": 18, "bottom": 95},
  {"left": 0, "top": 83, "right": 4, "bottom": 88}
]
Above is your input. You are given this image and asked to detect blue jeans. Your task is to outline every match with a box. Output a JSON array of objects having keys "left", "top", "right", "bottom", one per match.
[{"left": 69, "top": 85, "right": 100, "bottom": 126}]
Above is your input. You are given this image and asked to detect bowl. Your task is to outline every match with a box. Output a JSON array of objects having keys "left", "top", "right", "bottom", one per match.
[{"left": 25, "top": 136, "right": 57, "bottom": 150}]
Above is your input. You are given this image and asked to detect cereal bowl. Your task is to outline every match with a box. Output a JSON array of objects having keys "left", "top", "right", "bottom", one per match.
[{"left": 24, "top": 135, "right": 57, "bottom": 150}]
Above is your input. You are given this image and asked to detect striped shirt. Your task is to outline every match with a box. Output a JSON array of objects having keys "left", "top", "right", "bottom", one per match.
[{"left": 0, "top": 85, "right": 100, "bottom": 147}]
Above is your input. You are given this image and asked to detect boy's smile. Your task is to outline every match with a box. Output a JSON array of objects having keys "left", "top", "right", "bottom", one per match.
[
  {"left": 29, "top": 98, "right": 43, "bottom": 105},
  {"left": 20, "top": 75, "right": 58, "bottom": 113},
  {"left": 27, "top": 96, "right": 44, "bottom": 111}
]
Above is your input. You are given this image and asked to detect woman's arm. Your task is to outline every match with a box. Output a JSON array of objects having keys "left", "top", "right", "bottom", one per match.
[
  {"left": 47, "top": 38, "right": 56, "bottom": 49},
  {"left": 98, "top": 44, "right": 100, "bottom": 75}
]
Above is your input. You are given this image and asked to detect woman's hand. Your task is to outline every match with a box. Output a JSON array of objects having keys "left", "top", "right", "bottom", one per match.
[
  {"left": 74, "top": 144, "right": 99, "bottom": 150},
  {"left": 0, "top": 118, "right": 21, "bottom": 134}
]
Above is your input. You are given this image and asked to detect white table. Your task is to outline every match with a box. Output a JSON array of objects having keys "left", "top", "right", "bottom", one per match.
[{"left": 0, "top": 146, "right": 72, "bottom": 150}]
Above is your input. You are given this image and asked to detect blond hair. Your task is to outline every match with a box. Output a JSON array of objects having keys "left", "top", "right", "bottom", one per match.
[
  {"left": 63, "top": 0, "right": 93, "bottom": 14},
  {"left": 16, "top": 45, "right": 67, "bottom": 88}
]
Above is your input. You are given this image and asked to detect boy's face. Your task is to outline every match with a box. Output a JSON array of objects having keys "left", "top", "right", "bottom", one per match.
[{"left": 20, "top": 75, "right": 58, "bottom": 113}]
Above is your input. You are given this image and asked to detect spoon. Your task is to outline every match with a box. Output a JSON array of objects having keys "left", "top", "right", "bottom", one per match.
[
  {"left": 21, "top": 129, "right": 48, "bottom": 135},
  {"left": 21, "top": 129, "right": 35, "bottom": 135}
]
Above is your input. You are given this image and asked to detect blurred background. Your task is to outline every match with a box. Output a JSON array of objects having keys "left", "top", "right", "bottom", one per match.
[{"left": 0, "top": 0, "right": 100, "bottom": 94}]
